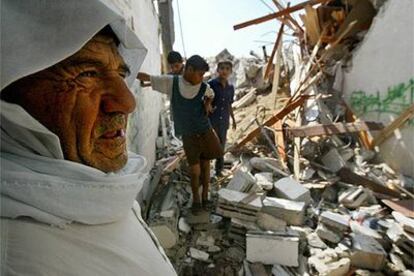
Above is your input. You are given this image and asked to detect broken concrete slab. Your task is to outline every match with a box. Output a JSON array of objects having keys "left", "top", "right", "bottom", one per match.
[
  {"left": 320, "top": 211, "right": 350, "bottom": 232},
  {"left": 189, "top": 247, "right": 210, "bottom": 262},
  {"left": 196, "top": 232, "right": 216, "bottom": 247},
  {"left": 392, "top": 211, "right": 414, "bottom": 235},
  {"left": 351, "top": 234, "right": 387, "bottom": 270},
  {"left": 338, "top": 186, "right": 372, "bottom": 209},
  {"left": 262, "top": 197, "right": 306, "bottom": 226},
  {"left": 246, "top": 230, "right": 300, "bottom": 266},
  {"left": 322, "top": 148, "right": 347, "bottom": 173},
  {"left": 307, "top": 232, "right": 328, "bottom": 249},
  {"left": 273, "top": 176, "right": 311, "bottom": 204},
  {"left": 316, "top": 223, "right": 343, "bottom": 244},
  {"left": 227, "top": 167, "right": 257, "bottom": 193},
  {"left": 216, "top": 188, "right": 262, "bottom": 221},
  {"left": 250, "top": 157, "right": 288, "bottom": 176},
  {"left": 254, "top": 172, "right": 274, "bottom": 191},
  {"left": 257, "top": 212, "right": 287, "bottom": 231},
  {"left": 315, "top": 257, "right": 350, "bottom": 276}
]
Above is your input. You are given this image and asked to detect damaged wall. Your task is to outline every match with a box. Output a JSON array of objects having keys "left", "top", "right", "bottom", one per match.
[
  {"left": 126, "top": 0, "right": 163, "bottom": 171},
  {"left": 342, "top": 0, "right": 414, "bottom": 177}
]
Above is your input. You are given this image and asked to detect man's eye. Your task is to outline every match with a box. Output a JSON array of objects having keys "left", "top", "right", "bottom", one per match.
[{"left": 78, "top": 70, "right": 98, "bottom": 78}]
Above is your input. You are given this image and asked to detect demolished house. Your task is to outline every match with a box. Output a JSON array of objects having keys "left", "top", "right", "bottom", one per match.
[{"left": 143, "top": 0, "right": 413, "bottom": 275}]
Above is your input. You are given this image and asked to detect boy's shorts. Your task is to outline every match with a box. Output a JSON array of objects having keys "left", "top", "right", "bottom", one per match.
[{"left": 182, "top": 128, "right": 224, "bottom": 166}]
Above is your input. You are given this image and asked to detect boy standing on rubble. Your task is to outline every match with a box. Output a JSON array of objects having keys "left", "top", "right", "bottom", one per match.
[
  {"left": 137, "top": 55, "right": 223, "bottom": 212},
  {"left": 208, "top": 60, "right": 237, "bottom": 177}
]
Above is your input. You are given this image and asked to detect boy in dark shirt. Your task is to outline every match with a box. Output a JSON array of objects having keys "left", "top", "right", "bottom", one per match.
[
  {"left": 208, "top": 60, "right": 237, "bottom": 177},
  {"left": 167, "top": 51, "right": 184, "bottom": 75},
  {"left": 137, "top": 55, "right": 223, "bottom": 211}
]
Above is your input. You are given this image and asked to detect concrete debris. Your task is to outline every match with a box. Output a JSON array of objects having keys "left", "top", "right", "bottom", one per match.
[
  {"left": 257, "top": 212, "right": 287, "bottom": 232},
  {"left": 320, "top": 211, "right": 351, "bottom": 233},
  {"left": 145, "top": 1, "right": 413, "bottom": 274},
  {"left": 246, "top": 230, "right": 300, "bottom": 266},
  {"left": 262, "top": 197, "right": 306, "bottom": 226},
  {"left": 216, "top": 188, "right": 261, "bottom": 222},
  {"left": 339, "top": 186, "right": 373, "bottom": 209},
  {"left": 317, "top": 223, "right": 343, "bottom": 244},
  {"left": 273, "top": 176, "right": 311, "bottom": 204},
  {"left": 351, "top": 233, "right": 387, "bottom": 270},
  {"left": 227, "top": 167, "right": 257, "bottom": 192},
  {"left": 189, "top": 248, "right": 209, "bottom": 262},
  {"left": 254, "top": 172, "right": 274, "bottom": 191}
]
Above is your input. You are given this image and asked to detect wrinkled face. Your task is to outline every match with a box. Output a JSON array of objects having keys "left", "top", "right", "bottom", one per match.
[
  {"left": 217, "top": 63, "right": 232, "bottom": 80},
  {"left": 183, "top": 67, "right": 205, "bottom": 85},
  {"left": 2, "top": 34, "right": 136, "bottom": 172},
  {"left": 169, "top": 62, "right": 183, "bottom": 75}
]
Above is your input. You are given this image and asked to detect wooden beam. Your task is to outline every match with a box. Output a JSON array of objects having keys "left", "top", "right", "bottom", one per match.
[
  {"left": 370, "top": 103, "right": 414, "bottom": 149},
  {"left": 287, "top": 121, "right": 384, "bottom": 137},
  {"left": 338, "top": 167, "right": 401, "bottom": 198},
  {"left": 233, "top": 95, "right": 310, "bottom": 148},
  {"left": 234, "top": 0, "right": 330, "bottom": 30},
  {"left": 272, "top": 0, "right": 305, "bottom": 33},
  {"left": 264, "top": 22, "right": 285, "bottom": 79}
]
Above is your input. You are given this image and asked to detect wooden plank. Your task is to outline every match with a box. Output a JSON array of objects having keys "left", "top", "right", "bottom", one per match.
[
  {"left": 264, "top": 22, "right": 285, "bottom": 80},
  {"left": 382, "top": 199, "right": 414, "bottom": 218},
  {"left": 370, "top": 103, "right": 414, "bottom": 149},
  {"left": 273, "top": 121, "right": 287, "bottom": 162},
  {"left": 343, "top": 101, "right": 373, "bottom": 149},
  {"left": 303, "top": 5, "right": 321, "bottom": 45},
  {"left": 233, "top": 95, "right": 310, "bottom": 148},
  {"left": 287, "top": 121, "right": 384, "bottom": 137},
  {"left": 338, "top": 167, "right": 401, "bottom": 198},
  {"left": 234, "top": 0, "right": 330, "bottom": 30}
]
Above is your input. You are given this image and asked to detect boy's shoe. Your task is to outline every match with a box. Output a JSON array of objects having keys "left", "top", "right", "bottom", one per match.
[
  {"left": 202, "top": 199, "right": 214, "bottom": 210},
  {"left": 191, "top": 202, "right": 202, "bottom": 214}
]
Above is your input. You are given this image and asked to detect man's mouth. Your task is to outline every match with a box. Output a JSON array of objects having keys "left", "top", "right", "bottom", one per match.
[{"left": 100, "top": 129, "right": 126, "bottom": 139}]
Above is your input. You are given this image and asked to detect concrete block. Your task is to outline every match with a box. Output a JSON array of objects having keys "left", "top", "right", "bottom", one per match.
[
  {"left": 274, "top": 177, "right": 311, "bottom": 204},
  {"left": 196, "top": 232, "right": 215, "bottom": 247},
  {"left": 227, "top": 167, "right": 257, "bottom": 193},
  {"left": 189, "top": 248, "right": 209, "bottom": 262},
  {"left": 322, "top": 148, "right": 346, "bottom": 173},
  {"left": 254, "top": 172, "right": 274, "bottom": 191},
  {"left": 257, "top": 212, "right": 287, "bottom": 231},
  {"left": 338, "top": 186, "right": 371, "bottom": 209},
  {"left": 316, "top": 223, "right": 342, "bottom": 244},
  {"left": 320, "top": 211, "right": 350, "bottom": 232},
  {"left": 216, "top": 188, "right": 261, "bottom": 221},
  {"left": 262, "top": 197, "right": 306, "bottom": 226},
  {"left": 246, "top": 230, "right": 300, "bottom": 266},
  {"left": 351, "top": 234, "right": 386, "bottom": 270}
]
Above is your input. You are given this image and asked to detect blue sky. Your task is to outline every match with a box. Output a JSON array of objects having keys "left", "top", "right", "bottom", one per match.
[{"left": 172, "top": 0, "right": 302, "bottom": 58}]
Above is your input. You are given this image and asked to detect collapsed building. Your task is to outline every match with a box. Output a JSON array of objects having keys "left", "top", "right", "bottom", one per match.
[{"left": 142, "top": 0, "right": 414, "bottom": 275}]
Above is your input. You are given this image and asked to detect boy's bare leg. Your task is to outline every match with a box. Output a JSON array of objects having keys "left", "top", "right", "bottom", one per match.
[
  {"left": 200, "top": 159, "right": 210, "bottom": 202},
  {"left": 189, "top": 163, "right": 201, "bottom": 206}
]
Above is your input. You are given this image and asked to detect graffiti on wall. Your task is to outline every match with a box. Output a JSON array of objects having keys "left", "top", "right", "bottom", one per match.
[{"left": 350, "top": 78, "right": 414, "bottom": 125}]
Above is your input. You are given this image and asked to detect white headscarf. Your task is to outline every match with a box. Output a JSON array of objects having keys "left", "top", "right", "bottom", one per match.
[{"left": 1, "top": 0, "right": 149, "bottom": 227}]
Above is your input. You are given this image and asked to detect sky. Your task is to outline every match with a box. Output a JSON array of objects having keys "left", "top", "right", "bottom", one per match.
[{"left": 172, "top": 0, "right": 303, "bottom": 58}]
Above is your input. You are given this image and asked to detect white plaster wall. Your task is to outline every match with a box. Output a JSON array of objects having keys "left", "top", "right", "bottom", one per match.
[
  {"left": 126, "top": 0, "right": 163, "bottom": 172},
  {"left": 343, "top": 0, "right": 414, "bottom": 177}
]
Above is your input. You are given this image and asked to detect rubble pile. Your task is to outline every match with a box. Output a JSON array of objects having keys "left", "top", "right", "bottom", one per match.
[{"left": 144, "top": 0, "right": 413, "bottom": 275}]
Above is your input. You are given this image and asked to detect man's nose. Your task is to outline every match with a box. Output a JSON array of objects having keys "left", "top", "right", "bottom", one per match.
[{"left": 101, "top": 76, "right": 136, "bottom": 114}]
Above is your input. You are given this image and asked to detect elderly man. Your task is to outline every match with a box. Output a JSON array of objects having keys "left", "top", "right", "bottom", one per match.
[{"left": 1, "top": 1, "right": 176, "bottom": 275}]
